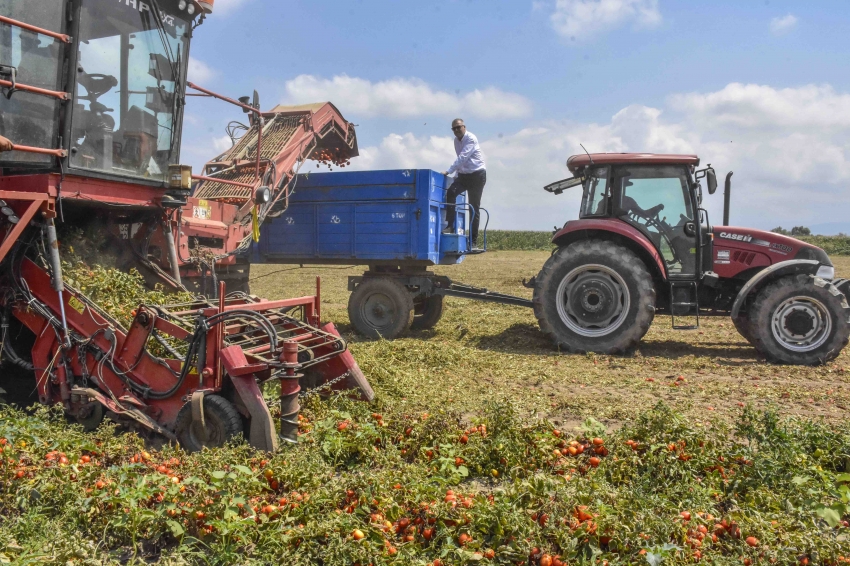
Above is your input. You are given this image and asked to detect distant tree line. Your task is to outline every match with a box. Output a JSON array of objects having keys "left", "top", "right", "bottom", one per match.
[{"left": 771, "top": 226, "right": 812, "bottom": 236}]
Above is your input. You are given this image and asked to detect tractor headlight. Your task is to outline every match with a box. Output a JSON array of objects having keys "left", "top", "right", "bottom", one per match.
[
  {"left": 187, "top": 3, "right": 196, "bottom": 14},
  {"left": 816, "top": 265, "right": 835, "bottom": 280},
  {"left": 178, "top": 0, "right": 188, "bottom": 10}
]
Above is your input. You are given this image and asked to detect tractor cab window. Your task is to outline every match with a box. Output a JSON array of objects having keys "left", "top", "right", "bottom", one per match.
[
  {"left": 580, "top": 166, "right": 610, "bottom": 217},
  {"left": 70, "top": 0, "right": 190, "bottom": 182},
  {"left": 613, "top": 165, "right": 696, "bottom": 276},
  {"left": 0, "top": 0, "right": 65, "bottom": 166}
]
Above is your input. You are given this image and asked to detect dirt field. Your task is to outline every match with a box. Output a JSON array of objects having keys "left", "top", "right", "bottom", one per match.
[{"left": 252, "top": 252, "right": 850, "bottom": 430}]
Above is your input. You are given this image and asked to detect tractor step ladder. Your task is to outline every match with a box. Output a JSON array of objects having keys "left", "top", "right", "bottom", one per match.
[{"left": 670, "top": 280, "right": 700, "bottom": 330}]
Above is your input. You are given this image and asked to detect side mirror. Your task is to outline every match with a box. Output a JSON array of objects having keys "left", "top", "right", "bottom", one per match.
[{"left": 706, "top": 168, "right": 718, "bottom": 195}]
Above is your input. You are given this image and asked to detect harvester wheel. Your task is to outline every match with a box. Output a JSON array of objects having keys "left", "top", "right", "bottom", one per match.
[
  {"left": 175, "top": 394, "right": 243, "bottom": 452},
  {"left": 348, "top": 278, "right": 414, "bottom": 339},
  {"left": 410, "top": 294, "right": 444, "bottom": 331},
  {"left": 731, "top": 314, "right": 755, "bottom": 344},
  {"left": 748, "top": 274, "right": 850, "bottom": 365},
  {"left": 533, "top": 241, "right": 656, "bottom": 354}
]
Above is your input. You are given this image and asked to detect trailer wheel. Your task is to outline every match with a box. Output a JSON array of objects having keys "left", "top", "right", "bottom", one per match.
[
  {"left": 533, "top": 241, "right": 656, "bottom": 354},
  {"left": 348, "top": 278, "right": 414, "bottom": 339},
  {"left": 748, "top": 274, "right": 850, "bottom": 365},
  {"left": 411, "top": 294, "right": 444, "bottom": 331},
  {"left": 732, "top": 314, "right": 755, "bottom": 344},
  {"left": 175, "top": 394, "right": 244, "bottom": 452}
]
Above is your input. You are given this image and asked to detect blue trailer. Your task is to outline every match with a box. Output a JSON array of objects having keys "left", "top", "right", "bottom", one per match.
[{"left": 251, "top": 169, "right": 531, "bottom": 339}]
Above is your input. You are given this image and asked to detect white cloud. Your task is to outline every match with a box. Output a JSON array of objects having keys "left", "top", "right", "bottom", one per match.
[
  {"left": 282, "top": 75, "right": 532, "bottom": 120},
  {"left": 212, "top": 135, "right": 233, "bottom": 153},
  {"left": 550, "top": 0, "right": 662, "bottom": 41},
  {"left": 208, "top": 0, "right": 253, "bottom": 15},
  {"left": 188, "top": 57, "right": 217, "bottom": 84},
  {"left": 770, "top": 14, "right": 798, "bottom": 35},
  {"left": 345, "top": 83, "right": 850, "bottom": 232}
]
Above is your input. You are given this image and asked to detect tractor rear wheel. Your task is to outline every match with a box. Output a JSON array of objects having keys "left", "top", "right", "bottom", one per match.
[
  {"left": 748, "top": 274, "right": 850, "bottom": 365},
  {"left": 533, "top": 241, "right": 656, "bottom": 354},
  {"left": 410, "top": 294, "right": 444, "bottom": 331},
  {"left": 348, "top": 278, "right": 414, "bottom": 339},
  {"left": 175, "top": 394, "right": 244, "bottom": 452}
]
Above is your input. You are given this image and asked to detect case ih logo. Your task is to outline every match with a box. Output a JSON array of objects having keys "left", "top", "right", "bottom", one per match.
[{"left": 719, "top": 232, "right": 752, "bottom": 243}]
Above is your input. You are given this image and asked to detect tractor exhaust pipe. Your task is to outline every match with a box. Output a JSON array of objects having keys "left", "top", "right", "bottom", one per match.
[{"left": 723, "top": 172, "right": 733, "bottom": 226}]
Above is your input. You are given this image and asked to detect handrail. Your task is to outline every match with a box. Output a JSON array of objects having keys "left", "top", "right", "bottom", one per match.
[
  {"left": 191, "top": 175, "right": 256, "bottom": 189},
  {"left": 0, "top": 79, "right": 69, "bottom": 101},
  {"left": 9, "top": 144, "right": 67, "bottom": 158},
  {"left": 0, "top": 15, "right": 71, "bottom": 44}
]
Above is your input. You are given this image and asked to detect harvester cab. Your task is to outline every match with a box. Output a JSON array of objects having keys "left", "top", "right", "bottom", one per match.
[
  {"left": 536, "top": 153, "right": 849, "bottom": 366},
  {"left": 0, "top": 0, "right": 374, "bottom": 453}
]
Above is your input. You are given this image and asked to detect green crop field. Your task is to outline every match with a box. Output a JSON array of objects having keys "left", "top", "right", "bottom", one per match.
[
  {"left": 2, "top": 252, "right": 850, "bottom": 565},
  {"left": 485, "top": 231, "right": 850, "bottom": 256}
]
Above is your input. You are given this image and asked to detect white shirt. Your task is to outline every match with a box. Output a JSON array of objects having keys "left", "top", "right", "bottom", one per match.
[{"left": 447, "top": 131, "right": 486, "bottom": 175}]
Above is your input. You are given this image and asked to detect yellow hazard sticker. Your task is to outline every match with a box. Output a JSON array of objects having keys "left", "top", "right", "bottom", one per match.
[{"left": 68, "top": 296, "right": 85, "bottom": 315}]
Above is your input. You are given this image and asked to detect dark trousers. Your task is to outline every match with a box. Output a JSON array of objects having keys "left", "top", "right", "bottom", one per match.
[{"left": 446, "top": 169, "right": 486, "bottom": 245}]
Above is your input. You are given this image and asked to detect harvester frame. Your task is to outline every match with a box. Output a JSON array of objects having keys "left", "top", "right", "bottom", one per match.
[{"left": 0, "top": 0, "right": 372, "bottom": 452}]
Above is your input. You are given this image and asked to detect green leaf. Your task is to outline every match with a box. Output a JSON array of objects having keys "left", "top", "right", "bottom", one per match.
[
  {"left": 646, "top": 552, "right": 664, "bottom": 566},
  {"left": 457, "top": 466, "right": 469, "bottom": 477},
  {"left": 836, "top": 473, "right": 850, "bottom": 483},
  {"left": 167, "top": 520, "right": 185, "bottom": 537},
  {"left": 234, "top": 465, "right": 253, "bottom": 475},
  {"left": 815, "top": 506, "right": 842, "bottom": 528},
  {"left": 791, "top": 476, "right": 809, "bottom": 486},
  {"left": 211, "top": 471, "right": 227, "bottom": 480}
]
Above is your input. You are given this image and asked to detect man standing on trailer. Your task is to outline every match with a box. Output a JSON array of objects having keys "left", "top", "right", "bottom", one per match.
[
  {"left": 0, "top": 136, "right": 12, "bottom": 152},
  {"left": 442, "top": 118, "right": 486, "bottom": 248}
]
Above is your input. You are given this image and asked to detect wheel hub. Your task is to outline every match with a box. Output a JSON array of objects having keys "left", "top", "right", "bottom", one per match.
[
  {"left": 556, "top": 264, "right": 630, "bottom": 337},
  {"left": 362, "top": 292, "right": 396, "bottom": 329},
  {"left": 771, "top": 296, "right": 831, "bottom": 352}
]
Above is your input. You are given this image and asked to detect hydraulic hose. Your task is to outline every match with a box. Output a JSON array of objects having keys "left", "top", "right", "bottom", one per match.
[{"left": 1, "top": 310, "right": 34, "bottom": 371}]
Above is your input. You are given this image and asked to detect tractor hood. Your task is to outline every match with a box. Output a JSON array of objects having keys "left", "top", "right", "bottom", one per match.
[{"left": 713, "top": 226, "right": 832, "bottom": 267}]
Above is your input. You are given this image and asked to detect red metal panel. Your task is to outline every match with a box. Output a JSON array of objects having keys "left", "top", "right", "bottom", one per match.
[
  {"left": 552, "top": 219, "right": 667, "bottom": 277},
  {"left": 567, "top": 153, "right": 700, "bottom": 172}
]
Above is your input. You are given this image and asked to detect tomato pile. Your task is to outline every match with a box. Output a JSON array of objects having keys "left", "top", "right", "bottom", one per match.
[{"left": 1, "top": 398, "right": 849, "bottom": 565}]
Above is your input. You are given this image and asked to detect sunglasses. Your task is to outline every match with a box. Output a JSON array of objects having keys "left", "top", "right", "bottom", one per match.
[{"left": 451, "top": 125, "right": 464, "bottom": 131}]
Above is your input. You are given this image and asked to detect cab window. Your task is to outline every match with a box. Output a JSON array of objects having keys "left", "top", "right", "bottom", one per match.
[
  {"left": 0, "top": 0, "right": 65, "bottom": 166},
  {"left": 613, "top": 165, "right": 696, "bottom": 275},
  {"left": 580, "top": 166, "right": 610, "bottom": 217}
]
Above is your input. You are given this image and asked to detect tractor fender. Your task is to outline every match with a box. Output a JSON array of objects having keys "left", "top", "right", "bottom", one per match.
[
  {"left": 730, "top": 259, "right": 820, "bottom": 319},
  {"left": 551, "top": 219, "right": 667, "bottom": 280}
]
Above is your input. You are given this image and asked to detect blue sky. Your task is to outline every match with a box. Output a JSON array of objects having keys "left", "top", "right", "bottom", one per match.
[{"left": 182, "top": 0, "right": 850, "bottom": 233}]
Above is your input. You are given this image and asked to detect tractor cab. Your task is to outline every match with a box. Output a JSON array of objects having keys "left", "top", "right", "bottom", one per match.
[{"left": 0, "top": 0, "right": 199, "bottom": 186}]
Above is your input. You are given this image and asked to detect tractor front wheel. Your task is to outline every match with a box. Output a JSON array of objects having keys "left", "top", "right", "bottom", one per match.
[
  {"left": 175, "top": 394, "right": 244, "bottom": 452},
  {"left": 748, "top": 274, "right": 850, "bottom": 365},
  {"left": 533, "top": 241, "right": 656, "bottom": 354},
  {"left": 732, "top": 314, "right": 755, "bottom": 344},
  {"left": 348, "top": 278, "right": 414, "bottom": 339}
]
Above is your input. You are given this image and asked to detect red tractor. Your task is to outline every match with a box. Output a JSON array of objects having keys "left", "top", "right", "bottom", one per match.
[
  {"left": 533, "top": 153, "right": 850, "bottom": 365},
  {"left": 0, "top": 0, "right": 372, "bottom": 452}
]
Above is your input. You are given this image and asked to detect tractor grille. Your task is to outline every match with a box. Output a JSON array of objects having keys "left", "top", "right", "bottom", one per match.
[
  {"left": 732, "top": 250, "right": 756, "bottom": 265},
  {"left": 193, "top": 114, "right": 304, "bottom": 202}
]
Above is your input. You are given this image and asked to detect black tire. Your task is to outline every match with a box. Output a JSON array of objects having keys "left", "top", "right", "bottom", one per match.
[
  {"left": 832, "top": 278, "right": 850, "bottom": 301},
  {"left": 348, "top": 278, "right": 414, "bottom": 339},
  {"left": 732, "top": 314, "right": 755, "bottom": 344},
  {"left": 748, "top": 274, "right": 850, "bottom": 365},
  {"left": 533, "top": 241, "right": 656, "bottom": 354},
  {"left": 410, "top": 294, "right": 444, "bottom": 331},
  {"left": 174, "top": 394, "right": 243, "bottom": 452}
]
